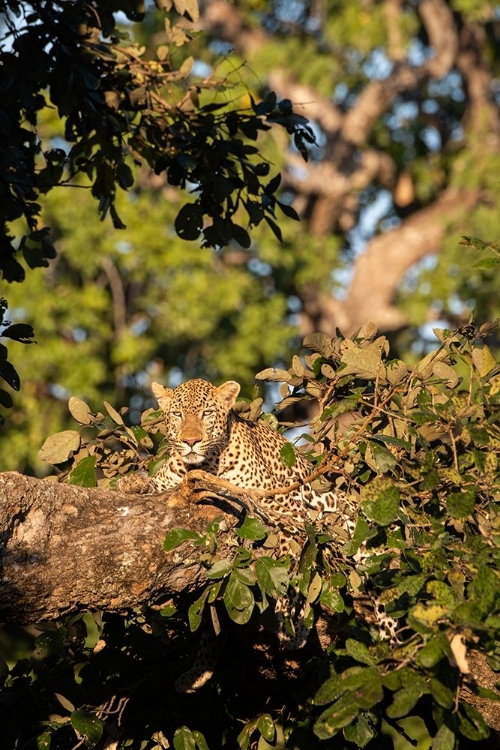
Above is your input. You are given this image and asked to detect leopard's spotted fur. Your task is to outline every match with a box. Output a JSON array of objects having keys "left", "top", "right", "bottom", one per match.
[{"left": 148, "top": 378, "right": 344, "bottom": 519}]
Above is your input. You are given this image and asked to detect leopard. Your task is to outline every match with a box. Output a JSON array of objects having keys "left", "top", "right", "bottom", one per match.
[
  {"left": 118, "top": 378, "right": 399, "bottom": 691},
  {"left": 147, "top": 378, "right": 345, "bottom": 521}
]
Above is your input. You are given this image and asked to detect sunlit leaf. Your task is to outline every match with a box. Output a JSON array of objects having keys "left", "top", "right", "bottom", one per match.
[
  {"left": 69, "top": 456, "right": 97, "bottom": 487},
  {"left": 38, "top": 430, "right": 81, "bottom": 464},
  {"left": 68, "top": 396, "right": 93, "bottom": 425},
  {"left": 70, "top": 710, "right": 103, "bottom": 746},
  {"left": 163, "top": 528, "right": 203, "bottom": 551}
]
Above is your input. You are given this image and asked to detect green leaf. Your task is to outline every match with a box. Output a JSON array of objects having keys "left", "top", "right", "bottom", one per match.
[
  {"left": 313, "top": 694, "right": 360, "bottom": 738},
  {"left": 411, "top": 601, "right": 450, "bottom": 625},
  {"left": 427, "top": 581, "right": 456, "bottom": 607},
  {"left": 367, "top": 441, "right": 397, "bottom": 473},
  {"left": 280, "top": 442, "right": 296, "bottom": 467},
  {"left": 319, "top": 583, "right": 344, "bottom": 613},
  {"left": 430, "top": 678, "right": 454, "bottom": 709},
  {"left": 255, "top": 557, "right": 289, "bottom": 598},
  {"left": 370, "top": 434, "right": 411, "bottom": 450},
  {"left": 237, "top": 717, "right": 259, "bottom": 750},
  {"left": 257, "top": 714, "right": 275, "bottom": 742},
  {"left": 38, "top": 430, "right": 81, "bottom": 464},
  {"left": 342, "top": 516, "right": 371, "bottom": 557},
  {"left": 473, "top": 258, "right": 500, "bottom": 269},
  {"left": 223, "top": 572, "right": 254, "bottom": 624},
  {"left": 321, "top": 396, "right": 360, "bottom": 421},
  {"left": 331, "top": 571, "right": 347, "bottom": 587},
  {"left": 33, "top": 631, "right": 64, "bottom": 660},
  {"left": 458, "top": 701, "right": 490, "bottom": 740},
  {"left": 173, "top": 726, "right": 196, "bottom": 750},
  {"left": 362, "top": 487, "right": 400, "bottom": 526},
  {"left": 460, "top": 235, "right": 498, "bottom": 252},
  {"left": 343, "top": 713, "right": 376, "bottom": 748},
  {"left": 432, "top": 723, "right": 456, "bottom": 750},
  {"left": 341, "top": 666, "right": 384, "bottom": 709},
  {"left": 188, "top": 587, "right": 210, "bottom": 631},
  {"left": 234, "top": 566, "right": 257, "bottom": 586},
  {"left": 205, "top": 559, "right": 233, "bottom": 579},
  {"left": 395, "top": 573, "right": 427, "bottom": 597},
  {"left": 35, "top": 732, "right": 52, "bottom": 750},
  {"left": 192, "top": 730, "right": 210, "bottom": 750},
  {"left": 69, "top": 456, "right": 97, "bottom": 487},
  {"left": 313, "top": 674, "right": 343, "bottom": 706},
  {"left": 160, "top": 603, "right": 177, "bottom": 617},
  {"left": 70, "top": 710, "right": 103, "bottom": 747},
  {"left": 237, "top": 516, "right": 267, "bottom": 540},
  {"left": 469, "top": 566, "right": 498, "bottom": 618},
  {"left": 446, "top": 490, "right": 476, "bottom": 519},
  {"left": 163, "top": 528, "right": 203, "bottom": 551},
  {"left": 345, "top": 639, "right": 375, "bottom": 666},
  {"left": 386, "top": 683, "right": 427, "bottom": 719},
  {"left": 416, "top": 639, "right": 444, "bottom": 668}
]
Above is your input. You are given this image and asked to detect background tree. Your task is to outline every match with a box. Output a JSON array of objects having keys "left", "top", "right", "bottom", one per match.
[
  {"left": 2, "top": 0, "right": 500, "bottom": 473},
  {"left": 194, "top": 0, "right": 500, "bottom": 337},
  {"left": 0, "top": 0, "right": 311, "bottom": 438}
]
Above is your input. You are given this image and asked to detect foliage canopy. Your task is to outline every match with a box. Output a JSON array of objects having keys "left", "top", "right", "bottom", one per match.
[
  {"left": 0, "top": 0, "right": 311, "bottom": 271},
  {"left": 3, "top": 321, "right": 498, "bottom": 748},
  {"left": 2, "top": 0, "right": 500, "bottom": 466}
]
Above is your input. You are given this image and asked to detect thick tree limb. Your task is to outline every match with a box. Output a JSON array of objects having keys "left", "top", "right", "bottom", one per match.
[
  {"left": 0, "top": 471, "right": 239, "bottom": 624},
  {"left": 299, "top": 187, "right": 481, "bottom": 335}
]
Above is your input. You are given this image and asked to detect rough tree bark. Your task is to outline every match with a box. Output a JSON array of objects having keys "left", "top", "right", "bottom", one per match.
[{"left": 0, "top": 471, "right": 239, "bottom": 624}]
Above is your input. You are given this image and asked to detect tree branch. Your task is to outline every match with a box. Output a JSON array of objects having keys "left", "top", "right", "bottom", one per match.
[
  {"left": 300, "top": 187, "right": 481, "bottom": 335},
  {"left": 0, "top": 471, "right": 238, "bottom": 623}
]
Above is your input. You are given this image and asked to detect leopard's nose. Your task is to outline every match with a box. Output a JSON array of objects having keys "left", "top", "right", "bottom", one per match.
[{"left": 184, "top": 437, "right": 200, "bottom": 447}]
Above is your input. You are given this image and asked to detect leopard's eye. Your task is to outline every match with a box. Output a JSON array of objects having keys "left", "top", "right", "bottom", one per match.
[
  {"left": 202, "top": 409, "right": 214, "bottom": 417},
  {"left": 170, "top": 410, "right": 182, "bottom": 419}
]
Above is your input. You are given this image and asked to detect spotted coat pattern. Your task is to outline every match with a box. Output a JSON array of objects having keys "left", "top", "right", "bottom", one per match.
[{"left": 149, "top": 378, "right": 344, "bottom": 521}]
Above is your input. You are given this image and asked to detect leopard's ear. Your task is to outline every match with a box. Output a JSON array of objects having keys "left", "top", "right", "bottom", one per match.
[
  {"left": 216, "top": 381, "right": 241, "bottom": 409},
  {"left": 151, "top": 382, "right": 174, "bottom": 412}
]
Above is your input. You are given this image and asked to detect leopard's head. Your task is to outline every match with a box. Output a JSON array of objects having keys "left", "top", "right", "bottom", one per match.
[{"left": 151, "top": 379, "right": 240, "bottom": 465}]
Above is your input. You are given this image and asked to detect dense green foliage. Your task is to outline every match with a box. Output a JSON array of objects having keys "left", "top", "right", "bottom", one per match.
[
  {"left": 3, "top": 322, "right": 498, "bottom": 748},
  {"left": 0, "top": 0, "right": 311, "bottom": 267},
  {"left": 1, "top": 2, "right": 500, "bottom": 746}
]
